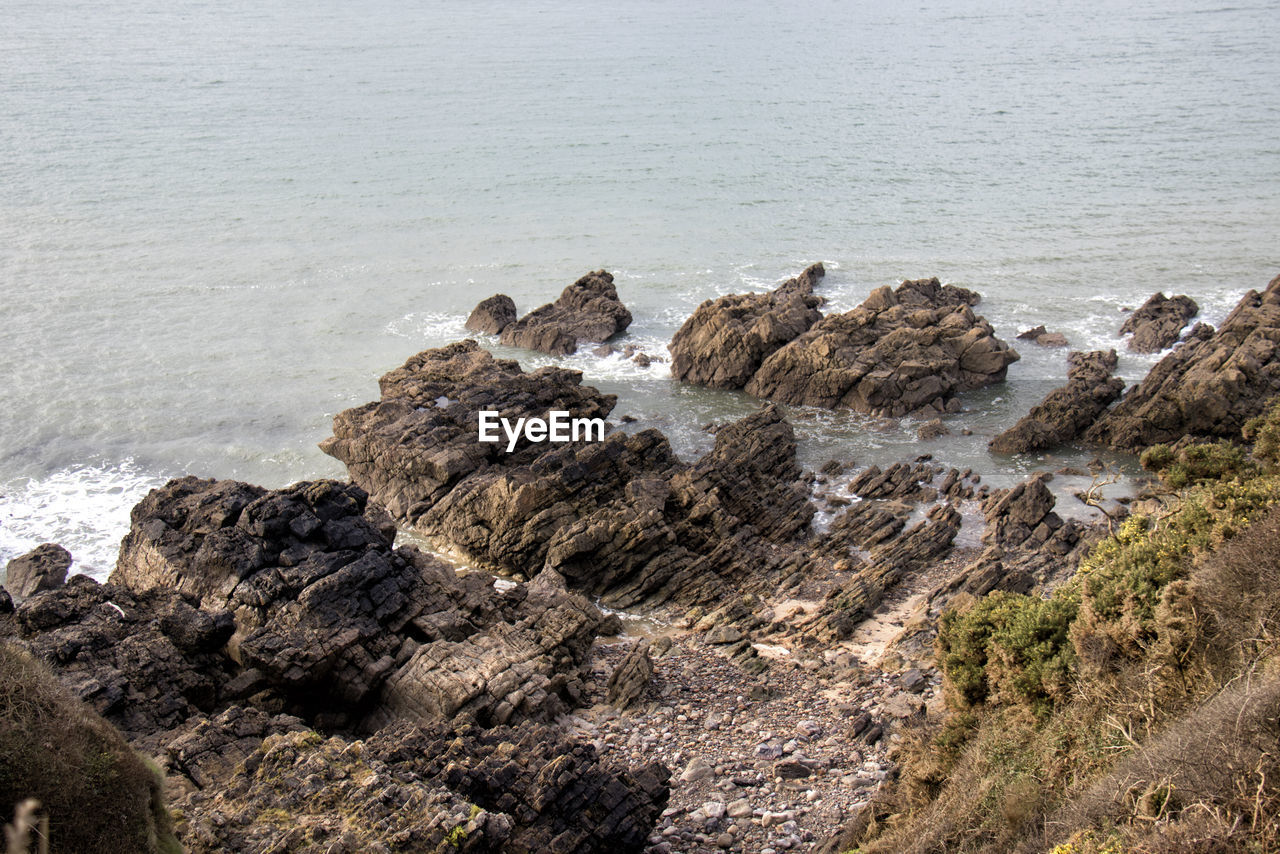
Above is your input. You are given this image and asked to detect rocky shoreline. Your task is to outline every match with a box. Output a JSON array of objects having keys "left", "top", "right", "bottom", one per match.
[{"left": 4, "top": 269, "right": 1280, "bottom": 853}]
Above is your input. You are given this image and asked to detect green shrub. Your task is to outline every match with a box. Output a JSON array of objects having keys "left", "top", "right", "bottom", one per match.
[
  {"left": 1243, "top": 395, "right": 1280, "bottom": 471},
  {"left": 1139, "top": 440, "right": 1252, "bottom": 489}
]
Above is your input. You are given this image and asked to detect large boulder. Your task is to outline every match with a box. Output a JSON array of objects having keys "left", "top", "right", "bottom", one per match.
[
  {"left": 465, "top": 293, "right": 518, "bottom": 335},
  {"left": 744, "top": 277, "right": 1019, "bottom": 416},
  {"left": 4, "top": 542, "right": 72, "bottom": 601},
  {"left": 989, "top": 350, "right": 1125, "bottom": 454},
  {"left": 1087, "top": 274, "right": 1280, "bottom": 451},
  {"left": 497, "top": 270, "right": 633, "bottom": 355},
  {"left": 322, "top": 342, "right": 814, "bottom": 609},
  {"left": 1120, "top": 292, "right": 1198, "bottom": 353},
  {"left": 669, "top": 262, "right": 825, "bottom": 389},
  {"left": 981, "top": 473, "right": 1080, "bottom": 555}
]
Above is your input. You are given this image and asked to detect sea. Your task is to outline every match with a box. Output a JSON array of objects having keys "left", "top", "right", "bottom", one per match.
[{"left": 2, "top": 0, "right": 1278, "bottom": 578}]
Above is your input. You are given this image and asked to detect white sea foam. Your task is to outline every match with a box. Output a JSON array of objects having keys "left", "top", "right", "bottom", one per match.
[{"left": 0, "top": 462, "right": 166, "bottom": 582}]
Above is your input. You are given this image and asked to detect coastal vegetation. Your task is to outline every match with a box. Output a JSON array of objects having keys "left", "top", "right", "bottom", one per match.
[{"left": 840, "top": 401, "right": 1280, "bottom": 853}]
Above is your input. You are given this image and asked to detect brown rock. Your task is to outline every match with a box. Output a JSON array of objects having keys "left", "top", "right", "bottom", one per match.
[
  {"left": 4, "top": 543, "right": 72, "bottom": 600},
  {"left": 670, "top": 263, "right": 825, "bottom": 389},
  {"left": 499, "top": 270, "right": 632, "bottom": 355},
  {"left": 464, "top": 293, "right": 518, "bottom": 335},
  {"left": 990, "top": 349, "right": 1125, "bottom": 454}
]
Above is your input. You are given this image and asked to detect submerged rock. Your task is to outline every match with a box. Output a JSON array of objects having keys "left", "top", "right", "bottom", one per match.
[
  {"left": 990, "top": 349, "right": 1125, "bottom": 454},
  {"left": 745, "top": 277, "right": 1019, "bottom": 416},
  {"left": 1119, "top": 292, "right": 1198, "bottom": 353},
  {"left": 497, "top": 269, "right": 633, "bottom": 355},
  {"left": 669, "top": 263, "right": 825, "bottom": 389},
  {"left": 1088, "top": 274, "right": 1280, "bottom": 451}
]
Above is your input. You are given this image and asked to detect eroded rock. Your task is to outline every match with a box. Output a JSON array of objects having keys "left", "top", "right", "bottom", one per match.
[
  {"left": 4, "top": 543, "right": 72, "bottom": 601},
  {"left": 1120, "top": 292, "right": 1198, "bottom": 353},
  {"left": 990, "top": 350, "right": 1125, "bottom": 454},
  {"left": 498, "top": 270, "right": 633, "bottom": 355},
  {"left": 465, "top": 293, "right": 518, "bottom": 335}
]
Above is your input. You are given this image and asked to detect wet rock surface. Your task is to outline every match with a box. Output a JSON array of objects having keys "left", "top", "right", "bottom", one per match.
[
  {"left": 989, "top": 349, "right": 1125, "bottom": 454},
  {"left": 1088, "top": 274, "right": 1280, "bottom": 451},
  {"left": 669, "top": 263, "right": 825, "bottom": 389},
  {"left": 465, "top": 293, "right": 518, "bottom": 335},
  {"left": 4, "top": 542, "right": 72, "bottom": 601},
  {"left": 1119, "top": 292, "right": 1198, "bottom": 353},
  {"left": 496, "top": 269, "right": 633, "bottom": 355},
  {"left": 744, "top": 277, "right": 1019, "bottom": 416}
]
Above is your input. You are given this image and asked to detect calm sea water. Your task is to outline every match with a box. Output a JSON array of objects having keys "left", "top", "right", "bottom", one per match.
[{"left": 2, "top": 0, "right": 1278, "bottom": 576}]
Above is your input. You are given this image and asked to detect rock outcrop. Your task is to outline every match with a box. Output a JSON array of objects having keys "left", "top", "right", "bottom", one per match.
[
  {"left": 669, "top": 263, "right": 825, "bottom": 389},
  {"left": 494, "top": 270, "right": 633, "bottom": 355},
  {"left": 1087, "top": 274, "right": 1280, "bottom": 451},
  {"left": 1016, "top": 325, "right": 1068, "bottom": 347},
  {"left": 745, "top": 277, "right": 1019, "bottom": 416},
  {"left": 323, "top": 341, "right": 815, "bottom": 609},
  {"left": 465, "top": 293, "right": 517, "bottom": 335},
  {"left": 989, "top": 350, "right": 1125, "bottom": 454},
  {"left": 1120, "top": 292, "right": 1198, "bottom": 353},
  {"left": 980, "top": 473, "right": 1080, "bottom": 555},
  {"left": 108, "top": 476, "right": 607, "bottom": 730},
  {"left": 170, "top": 717, "right": 669, "bottom": 854},
  {"left": 4, "top": 542, "right": 71, "bottom": 601}
]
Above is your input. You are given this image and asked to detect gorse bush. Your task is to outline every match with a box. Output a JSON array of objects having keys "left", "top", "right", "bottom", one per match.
[{"left": 1138, "top": 439, "right": 1252, "bottom": 489}]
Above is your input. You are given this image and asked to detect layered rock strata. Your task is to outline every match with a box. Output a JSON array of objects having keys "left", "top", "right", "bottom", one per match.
[{"left": 989, "top": 350, "right": 1125, "bottom": 454}]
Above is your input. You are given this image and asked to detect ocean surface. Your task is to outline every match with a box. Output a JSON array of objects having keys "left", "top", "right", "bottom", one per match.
[{"left": 2, "top": 0, "right": 1278, "bottom": 577}]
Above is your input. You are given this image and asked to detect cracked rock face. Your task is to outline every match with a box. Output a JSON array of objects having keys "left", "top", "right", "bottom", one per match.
[
  {"left": 669, "top": 263, "right": 825, "bottom": 389},
  {"left": 744, "top": 277, "right": 1019, "bottom": 416},
  {"left": 1088, "top": 273, "right": 1280, "bottom": 452}
]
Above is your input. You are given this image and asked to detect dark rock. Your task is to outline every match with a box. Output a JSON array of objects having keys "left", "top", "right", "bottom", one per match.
[
  {"left": 773, "top": 760, "right": 813, "bottom": 779},
  {"left": 990, "top": 349, "right": 1125, "bottom": 454},
  {"left": 745, "top": 277, "right": 1019, "bottom": 416},
  {"left": 1120, "top": 292, "right": 1198, "bottom": 353},
  {"left": 0, "top": 587, "right": 11, "bottom": 613},
  {"left": 499, "top": 270, "right": 632, "bottom": 355},
  {"left": 981, "top": 473, "right": 1080, "bottom": 554},
  {"left": 1016, "top": 325, "right": 1069, "bottom": 347},
  {"left": 607, "top": 641, "right": 654, "bottom": 710},
  {"left": 170, "top": 716, "right": 669, "bottom": 854},
  {"left": 670, "top": 263, "right": 825, "bottom": 389},
  {"left": 1088, "top": 275, "right": 1280, "bottom": 451},
  {"left": 465, "top": 293, "right": 518, "bottom": 335},
  {"left": 5, "top": 543, "right": 72, "bottom": 600}
]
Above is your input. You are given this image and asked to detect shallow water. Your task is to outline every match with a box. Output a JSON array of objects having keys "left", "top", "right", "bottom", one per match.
[{"left": 2, "top": 0, "right": 1277, "bottom": 576}]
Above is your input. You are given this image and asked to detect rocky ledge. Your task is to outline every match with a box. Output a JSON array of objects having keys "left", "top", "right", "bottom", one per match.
[
  {"left": 1088, "top": 273, "right": 1280, "bottom": 451},
  {"left": 744, "top": 277, "right": 1019, "bottom": 416},
  {"left": 466, "top": 270, "right": 633, "bottom": 356},
  {"left": 989, "top": 350, "right": 1125, "bottom": 454}
]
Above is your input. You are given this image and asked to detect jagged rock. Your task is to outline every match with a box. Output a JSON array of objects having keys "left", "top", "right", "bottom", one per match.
[
  {"left": 847, "top": 460, "right": 943, "bottom": 501},
  {"left": 320, "top": 339, "right": 617, "bottom": 521},
  {"left": 14, "top": 576, "right": 236, "bottom": 736},
  {"left": 323, "top": 343, "right": 814, "bottom": 609},
  {"left": 1016, "top": 325, "right": 1069, "bottom": 347},
  {"left": 499, "top": 270, "right": 632, "bottom": 355},
  {"left": 1120, "top": 292, "right": 1198, "bottom": 353},
  {"left": 108, "top": 475, "right": 608, "bottom": 730},
  {"left": 155, "top": 705, "right": 308, "bottom": 792},
  {"left": 745, "top": 277, "right": 1019, "bottom": 416},
  {"left": 171, "top": 718, "right": 669, "bottom": 854},
  {"left": 4, "top": 543, "right": 72, "bottom": 601},
  {"left": 670, "top": 263, "right": 825, "bottom": 389},
  {"left": 0, "top": 586, "right": 11, "bottom": 614},
  {"left": 465, "top": 293, "right": 518, "bottom": 335},
  {"left": 990, "top": 350, "right": 1125, "bottom": 454},
  {"left": 981, "top": 473, "right": 1080, "bottom": 554},
  {"left": 607, "top": 641, "right": 654, "bottom": 710},
  {"left": 917, "top": 418, "right": 950, "bottom": 440},
  {"left": 1088, "top": 274, "right": 1280, "bottom": 451}
]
